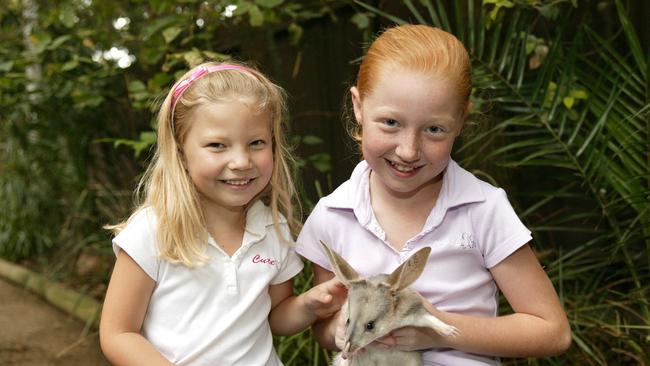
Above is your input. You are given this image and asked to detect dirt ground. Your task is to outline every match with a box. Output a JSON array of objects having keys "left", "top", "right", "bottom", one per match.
[{"left": 0, "top": 277, "right": 109, "bottom": 366}]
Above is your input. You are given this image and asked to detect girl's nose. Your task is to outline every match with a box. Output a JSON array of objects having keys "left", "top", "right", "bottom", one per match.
[
  {"left": 395, "top": 133, "right": 420, "bottom": 162},
  {"left": 228, "top": 149, "right": 253, "bottom": 170}
]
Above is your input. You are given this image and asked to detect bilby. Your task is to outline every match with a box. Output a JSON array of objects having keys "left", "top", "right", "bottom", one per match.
[{"left": 320, "top": 241, "right": 458, "bottom": 366}]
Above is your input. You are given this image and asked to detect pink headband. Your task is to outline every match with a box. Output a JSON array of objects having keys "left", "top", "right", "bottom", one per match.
[{"left": 170, "top": 64, "right": 255, "bottom": 118}]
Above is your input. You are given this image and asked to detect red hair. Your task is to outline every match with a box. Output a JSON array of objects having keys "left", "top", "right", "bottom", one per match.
[
  {"left": 357, "top": 24, "right": 470, "bottom": 101},
  {"left": 348, "top": 24, "right": 471, "bottom": 144}
]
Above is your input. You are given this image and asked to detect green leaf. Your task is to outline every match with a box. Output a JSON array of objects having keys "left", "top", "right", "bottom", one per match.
[
  {"left": 307, "top": 153, "right": 331, "bottom": 173},
  {"left": 288, "top": 23, "right": 303, "bottom": 45},
  {"left": 302, "top": 135, "right": 323, "bottom": 145},
  {"left": 111, "top": 131, "right": 157, "bottom": 158},
  {"left": 233, "top": 1, "right": 252, "bottom": 16},
  {"left": 525, "top": 34, "right": 537, "bottom": 55},
  {"left": 72, "top": 93, "right": 104, "bottom": 109},
  {"left": 142, "top": 16, "right": 179, "bottom": 40},
  {"left": 139, "top": 46, "right": 165, "bottom": 65},
  {"left": 485, "top": 0, "right": 514, "bottom": 21},
  {"left": 59, "top": 7, "right": 77, "bottom": 28},
  {"left": 255, "top": 0, "right": 284, "bottom": 8},
  {"left": 30, "top": 32, "right": 52, "bottom": 54},
  {"left": 162, "top": 26, "right": 183, "bottom": 44},
  {"left": 182, "top": 49, "right": 204, "bottom": 67},
  {"left": 563, "top": 96, "right": 575, "bottom": 109},
  {"left": 542, "top": 81, "right": 558, "bottom": 108},
  {"left": 354, "top": 1, "right": 407, "bottom": 25},
  {"left": 249, "top": 5, "right": 264, "bottom": 27},
  {"left": 128, "top": 80, "right": 147, "bottom": 93},
  {"left": 350, "top": 13, "right": 370, "bottom": 30},
  {"left": 537, "top": 4, "right": 560, "bottom": 20},
  {"left": 48, "top": 35, "right": 72, "bottom": 50},
  {"left": 202, "top": 50, "right": 231, "bottom": 62},
  {"left": 148, "top": 73, "right": 174, "bottom": 90},
  {"left": 570, "top": 89, "right": 588, "bottom": 100},
  {"left": 128, "top": 80, "right": 149, "bottom": 104},
  {"left": 60, "top": 58, "right": 79, "bottom": 72},
  {"left": 0, "top": 61, "right": 13, "bottom": 72},
  {"left": 614, "top": 0, "right": 645, "bottom": 74}
]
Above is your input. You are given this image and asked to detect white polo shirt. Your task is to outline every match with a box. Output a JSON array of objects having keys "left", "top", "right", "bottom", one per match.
[
  {"left": 113, "top": 200, "right": 303, "bottom": 366},
  {"left": 296, "top": 159, "right": 531, "bottom": 366}
]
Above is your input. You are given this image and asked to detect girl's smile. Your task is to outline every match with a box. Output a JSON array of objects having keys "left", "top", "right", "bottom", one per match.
[
  {"left": 384, "top": 158, "right": 425, "bottom": 177},
  {"left": 220, "top": 177, "right": 256, "bottom": 189}
]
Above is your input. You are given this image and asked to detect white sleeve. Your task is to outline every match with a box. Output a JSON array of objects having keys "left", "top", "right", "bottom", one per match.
[
  {"left": 271, "top": 247, "right": 304, "bottom": 285},
  {"left": 112, "top": 209, "right": 161, "bottom": 281},
  {"left": 473, "top": 188, "right": 532, "bottom": 268},
  {"left": 270, "top": 224, "right": 304, "bottom": 285}
]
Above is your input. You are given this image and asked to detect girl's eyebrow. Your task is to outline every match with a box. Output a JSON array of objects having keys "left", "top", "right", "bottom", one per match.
[
  {"left": 200, "top": 132, "right": 227, "bottom": 139},
  {"left": 428, "top": 116, "right": 456, "bottom": 125}
]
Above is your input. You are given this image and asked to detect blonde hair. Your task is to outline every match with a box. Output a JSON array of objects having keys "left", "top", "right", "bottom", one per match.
[
  {"left": 109, "top": 61, "right": 300, "bottom": 266},
  {"left": 348, "top": 24, "right": 471, "bottom": 143}
]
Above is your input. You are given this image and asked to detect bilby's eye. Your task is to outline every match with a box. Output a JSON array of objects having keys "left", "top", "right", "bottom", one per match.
[{"left": 365, "top": 321, "right": 375, "bottom": 331}]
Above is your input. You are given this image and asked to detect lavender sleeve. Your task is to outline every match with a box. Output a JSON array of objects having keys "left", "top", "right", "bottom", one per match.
[
  {"left": 473, "top": 188, "right": 532, "bottom": 268},
  {"left": 295, "top": 201, "right": 332, "bottom": 271}
]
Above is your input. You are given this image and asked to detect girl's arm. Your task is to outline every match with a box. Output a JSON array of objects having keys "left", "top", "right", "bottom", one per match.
[
  {"left": 268, "top": 276, "right": 346, "bottom": 336},
  {"left": 99, "top": 251, "right": 172, "bottom": 366},
  {"left": 382, "top": 244, "right": 572, "bottom": 357},
  {"left": 309, "top": 264, "right": 343, "bottom": 350}
]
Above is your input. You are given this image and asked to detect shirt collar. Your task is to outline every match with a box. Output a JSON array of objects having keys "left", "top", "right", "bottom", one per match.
[
  {"left": 424, "top": 159, "right": 485, "bottom": 230},
  {"left": 322, "top": 159, "right": 486, "bottom": 230},
  {"left": 321, "top": 160, "right": 371, "bottom": 223},
  {"left": 245, "top": 200, "right": 283, "bottom": 237},
  {"left": 207, "top": 200, "right": 286, "bottom": 254}
]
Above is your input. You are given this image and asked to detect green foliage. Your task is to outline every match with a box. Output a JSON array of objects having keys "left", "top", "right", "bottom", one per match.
[
  {"left": 356, "top": 0, "right": 649, "bottom": 364},
  {"left": 1, "top": 0, "right": 648, "bottom": 364}
]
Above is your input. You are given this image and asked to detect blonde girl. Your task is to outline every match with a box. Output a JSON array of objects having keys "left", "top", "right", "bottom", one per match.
[{"left": 100, "top": 62, "right": 344, "bottom": 366}]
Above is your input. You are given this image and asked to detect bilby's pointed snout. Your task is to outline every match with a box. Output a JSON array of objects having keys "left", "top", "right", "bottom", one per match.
[{"left": 341, "top": 341, "right": 351, "bottom": 359}]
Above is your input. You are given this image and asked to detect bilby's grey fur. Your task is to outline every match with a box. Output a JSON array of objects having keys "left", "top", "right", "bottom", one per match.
[{"left": 320, "top": 241, "right": 458, "bottom": 366}]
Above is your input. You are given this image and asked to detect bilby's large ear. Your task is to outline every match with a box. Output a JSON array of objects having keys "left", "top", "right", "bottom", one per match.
[
  {"left": 385, "top": 247, "right": 431, "bottom": 291},
  {"left": 319, "top": 240, "right": 359, "bottom": 287}
]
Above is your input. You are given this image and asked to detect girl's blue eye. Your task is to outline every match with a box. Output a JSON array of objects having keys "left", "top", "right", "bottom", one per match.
[
  {"left": 208, "top": 142, "right": 225, "bottom": 149},
  {"left": 384, "top": 119, "right": 398, "bottom": 127},
  {"left": 427, "top": 126, "right": 443, "bottom": 134}
]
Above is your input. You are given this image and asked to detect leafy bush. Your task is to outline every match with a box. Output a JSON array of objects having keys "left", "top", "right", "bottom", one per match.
[{"left": 1, "top": 0, "right": 648, "bottom": 365}]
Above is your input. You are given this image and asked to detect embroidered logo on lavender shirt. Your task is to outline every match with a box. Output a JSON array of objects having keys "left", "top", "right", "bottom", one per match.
[
  {"left": 459, "top": 232, "right": 476, "bottom": 249},
  {"left": 252, "top": 254, "right": 277, "bottom": 266}
]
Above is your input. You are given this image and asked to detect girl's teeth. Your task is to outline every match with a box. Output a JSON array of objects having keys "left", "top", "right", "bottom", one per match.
[
  {"left": 390, "top": 161, "right": 415, "bottom": 172},
  {"left": 225, "top": 179, "right": 251, "bottom": 185}
]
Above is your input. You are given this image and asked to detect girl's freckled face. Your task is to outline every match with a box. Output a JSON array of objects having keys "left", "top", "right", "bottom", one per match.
[{"left": 353, "top": 69, "right": 466, "bottom": 197}]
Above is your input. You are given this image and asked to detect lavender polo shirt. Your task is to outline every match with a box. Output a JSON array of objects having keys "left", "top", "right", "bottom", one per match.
[{"left": 296, "top": 159, "right": 532, "bottom": 366}]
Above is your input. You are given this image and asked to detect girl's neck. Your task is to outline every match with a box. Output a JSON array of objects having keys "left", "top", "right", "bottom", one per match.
[
  {"left": 202, "top": 201, "right": 246, "bottom": 226},
  {"left": 368, "top": 172, "right": 443, "bottom": 250},
  {"left": 201, "top": 201, "right": 246, "bottom": 256}
]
